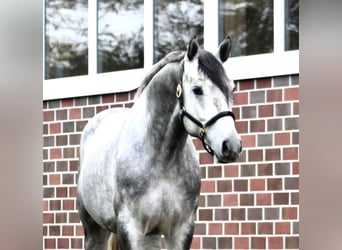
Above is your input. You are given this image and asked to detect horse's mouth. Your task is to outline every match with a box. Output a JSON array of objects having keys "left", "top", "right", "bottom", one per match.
[{"left": 214, "top": 152, "right": 241, "bottom": 164}]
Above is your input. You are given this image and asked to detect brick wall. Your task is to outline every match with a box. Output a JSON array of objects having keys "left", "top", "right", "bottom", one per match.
[{"left": 43, "top": 74, "right": 299, "bottom": 249}]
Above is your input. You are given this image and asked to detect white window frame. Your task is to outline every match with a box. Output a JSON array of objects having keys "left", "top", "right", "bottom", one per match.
[{"left": 43, "top": 0, "right": 299, "bottom": 100}]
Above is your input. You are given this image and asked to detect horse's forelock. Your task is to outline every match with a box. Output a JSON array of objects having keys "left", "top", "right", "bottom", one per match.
[{"left": 197, "top": 50, "right": 230, "bottom": 99}]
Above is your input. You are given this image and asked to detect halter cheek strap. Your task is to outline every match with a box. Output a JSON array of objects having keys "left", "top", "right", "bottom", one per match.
[{"left": 176, "top": 83, "right": 236, "bottom": 155}]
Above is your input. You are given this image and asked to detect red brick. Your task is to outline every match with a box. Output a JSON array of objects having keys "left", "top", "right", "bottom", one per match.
[
  {"left": 224, "top": 165, "right": 239, "bottom": 177},
  {"left": 56, "top": 213, "right": 67, "bottom": 224},
  {"left": 239, "top": 79, "right": 255, "bottom": 90},
  {"left": 268, "top": 178, "right": 282, "bottom": 190},
  {"left": 199, "top": 209, "right": 212, "bottom": 221},
  {"left": 266, "top": 148, "right": 280, "bottom": 161},
  {"left": 258, "top": 163, "right": 273, "bottom": 176},
  {"left": 293, "top": 102, "right": 299, "bottom": 115},
  {"left": 49, "top": 174, "right": 60, "bottom": 185},
  {"left": 232, "top": 107, "right": 240, "bottom": 120},
  {"left": 241, "top": 222, "right": 256, "bottom": 234},
  {"left": 231, "top": 208, "right": 245, "bottom": 220},
  {"left": 236, "top": 120, "right": 248, "bottom": 133},
  {"left": 292, "top": 162, "right": 299, "bottom": 174},
  {"left": 258, "top": 222, "right": 273, "bottom": 234},
  {"left": 268, "top": 237, "right": 283, "bottom": 249},
  {"left": 69, "top": 187, "right": 78, "bottom": 197},
  {"left": 223, "top": 194, "right": 238, "bottom": 206},
  {"left": 267, "top": 89, "right": 282, "bottom": 102},
  {"left": 258, "top": 104, "right": 274, "bottom": 117},
  {"left": 49, "top": 122, "right": 61, "bottom": 134},
  {"left": 200, "top": 180, "right": 215, "bottom": 193},
  {"left": 43, "top": 213, "right": 54, "bottom": 223},
  {"left": 44, "top": 110, "right": 54, "bottom": 121},
  {"left": 50, "top": 148, "right": 62, "bottom": 159},
  {"left": 62, "top": 225, "right": 74, "bottom": 236},
  {"left": 250, "top": 120, "right": 265, "bottom": 132},
  {"left": 202, "top": 237, "right": 216, "bottom": 249},
  {"left": 217, "top": 180, "right": 232, "bottom": 192},
  {"left": 283, "top": 147, "right": 298, "bottom": 160},
  {"left": 190, "top": 236, "right": 201, "bottom": 249},
  {"left": 96, "top": 105, "right": 109, "bottom": 114},
  {"left": 250, "top": 179, "right": 265, "bottom": 191},
  {"left": 275, "top": 222, "right": 291, "bottom": 234},
  {"left": 286, "top": 236, "right": 299, "bottom": 249},
  {"left": 116, "top": 92, "right": 129, "bottom": 102},
  {"left": 61, "top": 98, "right": 74, "bottom": 107},
  {"left": 282, "top": 207, "right": 298, "bottom": 220},
  {"left": 208, "top": 166, "right": 222, "bottom": 178},
  {"left": 241, "top": 134, "right": 256, "bottom": 148},
  {"left": 57, "top": 238, "right": 69, "bottom": 249},
  {"left": 224, "top": 223, "right": 239, "bottom": 235},
  {"left": 192, "top": 138, "right": 204, "bottom": 151},
  {"left": 209, "top": 223, "right": 223, "bottom": 235},
  {"left": 248, "top": 149, "right": 263, "bottom": 162},
  {"left": 43, "top": 200, "right": 48, "bottom": 211},
  {"left": 240, "top": 193, "right": 254, "bottom": 206},
  {"left": 274, "top": 193, "right": 289, "bottom": 205},
  {"left": 234, "top": 237, "right": 249, "bottom": 249},
  {"left": 76, "top": 225, "right": 84, "bottom": 236},
  {"left": 63, "top": 199, "right": 75, "bottom": 210},
  {"left": 69, "top": 108, "right": 81, "bottom": 119},
  {"left": 234, "top": 92, "right": 248, "bottom": 105},
  {"left": 284, "top": 87, "right": 299, "bottom": 101},
  {"left": 256, "top": 78, "right": 272, "bottom": 89},
  {"left": 256, "top": 193, "right": 272, "bottom": 205},
  {"left": 71, "top": 238, "right": 83, "bottom": 249},
  {"left": 199, "top": 152, "right": 213, "bottom": 164},
  {"left": 50, "top": 225, "right": 60, "bottom": 236},
  {"left": 44, "top": 238, "right": 56, "bottom": 249},
  {"left": 234, "top": 179, "right": 248, "bottom": 192},
  {"left": 252, "top": 237, "right": 266, "bottom": 249},
  {"left": 63, "top": 147, "right": 75, "bottom": 158},
  {"left": 102, "top": 94, "right": 114, "bottom": 103},
  {"left": 275, "top": 132, "right": 291, "bottom": 145}
]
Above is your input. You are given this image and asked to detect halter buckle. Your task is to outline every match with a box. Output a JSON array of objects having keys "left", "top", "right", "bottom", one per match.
[{"left": 176, "top": 83, "right": 182, "bottom": 98}]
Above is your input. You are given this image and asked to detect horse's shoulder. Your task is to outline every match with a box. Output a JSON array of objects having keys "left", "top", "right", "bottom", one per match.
[{"left": 81, "top": 108, "right": 130, "bottom": 144}]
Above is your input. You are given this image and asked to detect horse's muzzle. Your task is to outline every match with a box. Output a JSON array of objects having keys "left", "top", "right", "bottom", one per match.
[{"left": 218, "top": 138, "right": 242, "bottom": 163}]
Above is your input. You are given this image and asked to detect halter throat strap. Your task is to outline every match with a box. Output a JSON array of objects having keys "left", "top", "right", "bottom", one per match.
[{"left": 176, "top": 80, "right": 236, "bottom": 155}]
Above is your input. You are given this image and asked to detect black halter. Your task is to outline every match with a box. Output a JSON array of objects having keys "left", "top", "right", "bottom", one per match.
[{"left": 176, "top": 76, "right": 236, "bottom": 155}]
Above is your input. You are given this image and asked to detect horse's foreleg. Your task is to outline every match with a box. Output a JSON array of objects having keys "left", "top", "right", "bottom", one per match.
[
  {"left": 165, "top": 222, "right": 195, "bottom": 250},
  {"left": 77, "top": 197, "right": 111, "bottom": 250}
]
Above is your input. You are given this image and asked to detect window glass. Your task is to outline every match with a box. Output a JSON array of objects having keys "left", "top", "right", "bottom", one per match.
[
  {"left": 219, "top": 0, "right": 274, "bottom": 57},
  {"left": 98, "top": 0, "right": 144, "bottom": 73},
  {"left": 153, "top": 0, "right": 204, "bottom": 63},
  {"left": 285, "top": 0, "right": 299, "bottom": 51},
  {"left": 45, "top": 0, "right": 88, "bottom": 79}
]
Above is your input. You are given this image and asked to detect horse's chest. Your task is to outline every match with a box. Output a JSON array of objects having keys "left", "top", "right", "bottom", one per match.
[{"left": 137, "top": 179, "right": 199, "bottom": 233}]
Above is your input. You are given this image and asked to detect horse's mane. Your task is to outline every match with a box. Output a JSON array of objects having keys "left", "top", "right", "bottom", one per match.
[{"left": 136, "top": 51, "right": 185, "bottom": 96}]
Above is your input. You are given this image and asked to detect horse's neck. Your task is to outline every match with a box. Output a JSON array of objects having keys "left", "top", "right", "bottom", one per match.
[{"left": 132, "top": 62, "right": 187, "bottom": 160}]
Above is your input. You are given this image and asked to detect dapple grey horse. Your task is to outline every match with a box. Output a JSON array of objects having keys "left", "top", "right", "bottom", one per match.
[{"left": 77, "top": 36, "right": 242, "bottom": 250}]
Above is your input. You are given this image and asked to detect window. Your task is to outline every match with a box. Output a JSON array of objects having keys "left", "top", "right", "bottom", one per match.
[
  {"left": 98, "top": 0, "right": 144, "bottom": 73},
  {"left": 219, "top": 0, "right": 274, "bottom": 57},
  {"left": 44, "top": 0, "right": 299, "bottom": 100},
  {"left": 285, "top": 0, "right": 299, "bottom": 51},
  {"left": 45, "top": 0, "right": 88, "bottom": 79},
  {"left": 153, "top": 0, "right": 203, "bottom": 63}
]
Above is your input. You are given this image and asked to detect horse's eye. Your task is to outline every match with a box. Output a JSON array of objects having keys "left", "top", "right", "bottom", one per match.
[{"left": 192, "top": 86, "right": 203, "bottom": 96}]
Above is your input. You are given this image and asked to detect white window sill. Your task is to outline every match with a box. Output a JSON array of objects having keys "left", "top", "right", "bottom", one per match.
[{"left": 43, "top": 50, "right": 299, "bottom": 101}]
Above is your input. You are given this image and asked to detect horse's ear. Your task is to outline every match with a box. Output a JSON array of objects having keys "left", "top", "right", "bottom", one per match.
[
  {"left": 187, "top": 36, "right": 199, "bottom": 61},
  {"left": 216, "top": 35, "right": 232, "bottom": 63}
]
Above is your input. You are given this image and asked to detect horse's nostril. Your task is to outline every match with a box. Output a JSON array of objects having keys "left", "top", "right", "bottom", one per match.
[{"left": 222, "top": 140, "right": 229, "bottom": 155}]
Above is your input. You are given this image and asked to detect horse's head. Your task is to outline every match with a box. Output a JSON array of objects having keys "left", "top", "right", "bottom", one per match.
[{"left": 178, "top": 36, "right": 242, "bottom": 163}]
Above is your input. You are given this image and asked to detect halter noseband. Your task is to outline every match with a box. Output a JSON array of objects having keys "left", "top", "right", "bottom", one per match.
[{"left": 176, "top": 80, "right": 236, "bottom": 155}]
